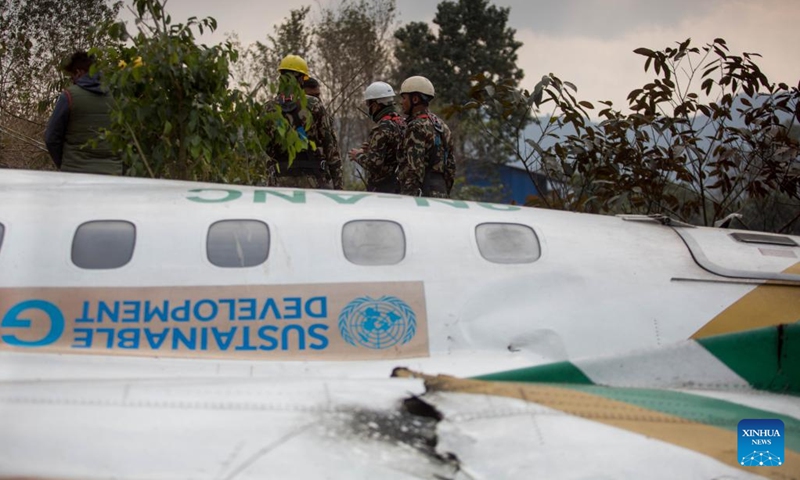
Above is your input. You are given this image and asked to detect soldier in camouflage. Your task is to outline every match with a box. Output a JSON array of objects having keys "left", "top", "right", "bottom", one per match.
[
  {"left": 303, "top": 77, "right": 321, "bottom": 99},
  {"left": 348, "top": 81, "right": 405, "bottom": 193},
  {"left": 397, "top": 76, "right": 455, "bottom": 198},
  {"left": 265, "top": 55, "right": 342, "bottom": 190}
]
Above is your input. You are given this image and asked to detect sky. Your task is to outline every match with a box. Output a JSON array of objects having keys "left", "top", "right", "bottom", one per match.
[{"left": 123, "top": 0, "right": 800, "bottom": 110}]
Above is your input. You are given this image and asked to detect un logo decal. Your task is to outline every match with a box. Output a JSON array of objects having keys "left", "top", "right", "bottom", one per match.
[{"left": 338, "top": 296, "right": 417, "bottom": 349}]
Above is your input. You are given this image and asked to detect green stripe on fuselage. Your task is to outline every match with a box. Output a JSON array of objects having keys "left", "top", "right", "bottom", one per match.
[
  {"left": 473, "top": 361, "right": 593, "bottom": 384},
  {"left": 698, "top": 324, "right": 800, "bottom": 395},
  {"left": 564, "top": 384, "right": 800, "bottom": 452}
]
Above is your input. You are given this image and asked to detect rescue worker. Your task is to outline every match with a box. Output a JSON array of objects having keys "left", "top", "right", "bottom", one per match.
[
  {"left": 348, "top": 81, "right": 405, "bottom": 193},
  {"left": 44, "top": 51, "right": 122, "bottom": 175},
  {"left": 397, "top": 76, "right": 455, "bottom": 198},
  {"left": 265, "top": 55, "right": 342, "bottom": 189},
  {"left": 303, "top": 77, "right": 321, "bottom": 98}
]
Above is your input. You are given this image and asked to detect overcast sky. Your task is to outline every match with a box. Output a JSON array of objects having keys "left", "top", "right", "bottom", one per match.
[{"left": 129, "top": 0, "right": 800, "bottom": 109}]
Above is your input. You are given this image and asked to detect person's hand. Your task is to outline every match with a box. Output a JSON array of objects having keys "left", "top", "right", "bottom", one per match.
[{"left": 348, "top": 148, "right": 361, "bottom": 161}]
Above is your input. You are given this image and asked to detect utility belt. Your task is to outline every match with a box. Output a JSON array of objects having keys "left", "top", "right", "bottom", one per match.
[{"left": 276, "top": 150, "right": 325, "bottom": 177}]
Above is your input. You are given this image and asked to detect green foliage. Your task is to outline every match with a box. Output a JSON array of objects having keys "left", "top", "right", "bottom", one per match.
[
  {"left": 462, "top": 38, "right": 800, "bottom": 232},
  {"left": 267, "top": 73, "right": 315, "bottom": 166},
  {"left": 394, "top": 0, "right": 522, "bottom": 106},
  {"left": 451, "top": 175, "right": 506, "bottom": 203},
  {"left": 94, "top": 0, "right": 301, "bottom": 183},
  {"left": 0, "top": 0, "right": 121, "bottom": 119}
]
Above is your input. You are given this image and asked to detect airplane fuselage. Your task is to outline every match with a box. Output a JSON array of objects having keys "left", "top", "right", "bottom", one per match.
[{"left": 1, "top": 170, "right": 798, "bottom": 376}]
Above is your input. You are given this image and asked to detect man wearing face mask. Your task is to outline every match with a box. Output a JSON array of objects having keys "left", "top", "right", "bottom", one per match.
[{"left": 348, "top": 81, "right": 405, "bottom": 193}]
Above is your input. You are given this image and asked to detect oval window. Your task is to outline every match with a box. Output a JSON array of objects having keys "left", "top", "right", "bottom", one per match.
[
  {"left": 343, "top": 220, "right": 405, "bottom": 266},
  {"left": 72, "top": 220, "right": 136, "bottom": 269},
  {"left": 207, "top": 220, "right": 270, "bottom": 268},
  {"left": 476, "top": 223, "right": 540, "bottom": 264}
]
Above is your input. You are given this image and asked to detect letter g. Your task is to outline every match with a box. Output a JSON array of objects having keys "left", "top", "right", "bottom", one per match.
[{"left": 1, "top": 300, "right": 65, "bottom": 347}]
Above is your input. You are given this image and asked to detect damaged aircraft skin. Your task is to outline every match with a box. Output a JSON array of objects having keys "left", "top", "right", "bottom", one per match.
[{"left": 0, "top": 170, "right": 798, "bottom": 478}]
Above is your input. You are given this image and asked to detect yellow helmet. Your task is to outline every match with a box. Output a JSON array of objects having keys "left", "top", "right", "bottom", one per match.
[
  {"left": 400, "top": 76, "right": 435, "bottom": 97},
  {"left": 278, "top": 54, "right": 310, "bottom": 76}
]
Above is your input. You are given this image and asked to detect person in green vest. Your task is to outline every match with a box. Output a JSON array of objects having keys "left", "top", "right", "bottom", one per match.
[{"left": 45, "top": 51, "right": 122, "bottom": 175}]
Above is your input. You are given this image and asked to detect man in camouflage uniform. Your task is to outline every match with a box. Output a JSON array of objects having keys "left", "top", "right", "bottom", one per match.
[
  {"left": 265, "top": 55, "right": 342, "bottom": 190},
  {"left": 303, "top": 77, "right": 321, "bottom": 99},
  {"left": 397, "top": 76, "right": 455, "bottom": 198},
  {"left": 348, "top": 81, "right": 405, "bottom": 193}
]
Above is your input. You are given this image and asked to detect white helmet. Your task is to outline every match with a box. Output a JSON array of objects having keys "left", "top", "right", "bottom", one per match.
[
  {"left": 364, "top": 81, "right": 396, "bottom": 102},
  {"left": 400, "top": 76, "right": 435, "bottom": 97}
]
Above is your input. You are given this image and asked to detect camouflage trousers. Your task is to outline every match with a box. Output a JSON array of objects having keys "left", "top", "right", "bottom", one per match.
[{"left": 275, "top": 175, "right": 333, "bottom": 189}]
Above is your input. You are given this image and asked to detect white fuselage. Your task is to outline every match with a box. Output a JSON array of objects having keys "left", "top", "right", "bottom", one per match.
[{"left": 1, "top": 170, "right": 798, "bottom": 378}]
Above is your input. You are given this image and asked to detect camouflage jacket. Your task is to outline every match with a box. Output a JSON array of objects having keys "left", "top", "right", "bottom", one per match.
[
  {"left": 265, "top": 94, "right": 342, "bottom": 189},
  {"left": 398, "top": 109, "right": 455, "bottom": 197},
  {"left": 353, "top": 105, "right": 405, "bottom": 192}
]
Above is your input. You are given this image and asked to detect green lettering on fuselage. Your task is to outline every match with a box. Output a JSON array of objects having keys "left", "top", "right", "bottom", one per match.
[
  {"left": 185, "top": 189, "right": 521, "bottom": 211},
  {"left": 253, "top": 189, "right": 307, "bottom": 203},
  {"left": 414, "top": 198, "right": 469, "bottom": 208},
  {"left": 318, "top": 192, "right": 369, "bottom": 204},
  {"left": 187, "top": 188, "right": 243, "bottom": 203}
]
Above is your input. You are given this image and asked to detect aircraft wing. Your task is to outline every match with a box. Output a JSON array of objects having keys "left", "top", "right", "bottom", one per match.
[{"left": 1, "top": 325, "right": 797, "bottom": 479}]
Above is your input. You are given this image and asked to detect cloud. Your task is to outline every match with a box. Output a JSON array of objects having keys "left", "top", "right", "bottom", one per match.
[
  {"left": 119, "top": 0, "right": 296, "bottom": 45},
  {"left": 120, "top": 0, "right": 799, "bottom": 112},
  {"left": 501, "top": 0, "right": 722, "bottom": 39},
  {"left": 397, "top": 0, "right": 722, "bottom": 39},
  {"left": 514, "top": 0, "right": 800, "bottom": 111}
]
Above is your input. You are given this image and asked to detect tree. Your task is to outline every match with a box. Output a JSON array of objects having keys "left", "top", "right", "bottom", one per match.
[
  {"left": 224, "top": 0, "right": 396, "bottom": 188},
  {"left": 313, "top": 0, "right": 396, "bottom": 189},
  {"left": 395, "top": 0, "right": 522, "bottom": 107},
  {"left": 393, "top": 0, "right": 525, "bottom": 199},
  {"left": 0, "top": 0, "right": 120, "bottom": 169},
  {"left": 95, "top": 0, "right": 300, "bottom": 183},
  {"left": 240, "top": 6, "right": 313, "bottom": 95},
  {"left": 0, "top": 0, "right": 121, "bottom": 116},
  {"left": 461, "top": 38, "right": 800, "bottom": 232}
]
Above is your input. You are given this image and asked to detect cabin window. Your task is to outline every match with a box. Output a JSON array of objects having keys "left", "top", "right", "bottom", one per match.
[
  {"left": 730, "top": 232, "right": 797, "bottom": 247},
  {"left": 342, "top": 220, "right": 405, "bottom": 266},
  {"left": 72, "top": 220, "right": 136, "bottom": 269},
  {"left": 476, "top": 223, "right": 540, "bottom": 264},
  {"left": 207, "top": 220, "right": 270, "bottom": 268}
]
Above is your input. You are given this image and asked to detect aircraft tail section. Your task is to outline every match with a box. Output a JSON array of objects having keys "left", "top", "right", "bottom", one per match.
[
  {"left": 472, "top": 323, "right": 800, "bottom": 395},
  {"left": 395, "top": 324, "right": 800, "bottom": 478}
]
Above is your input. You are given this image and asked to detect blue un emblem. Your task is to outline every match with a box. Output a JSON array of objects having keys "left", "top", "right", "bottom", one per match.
[{"left": 338, "top": 296, "right": 417, "bottom": 349}]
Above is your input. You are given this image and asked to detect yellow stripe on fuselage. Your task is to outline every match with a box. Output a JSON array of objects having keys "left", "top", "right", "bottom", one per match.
[
  {"left": 407, "top": 372, "right": 799, "bottom": 479},
  {"left": 692, "top": 262, "right": 800, "bottom": 339}
]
